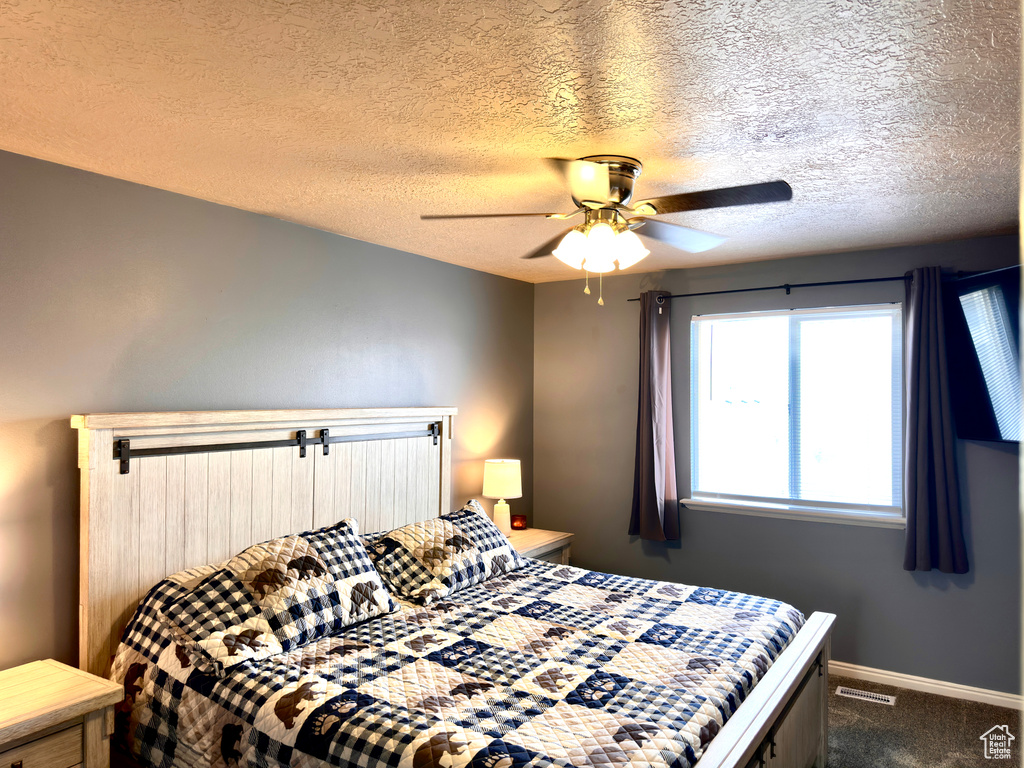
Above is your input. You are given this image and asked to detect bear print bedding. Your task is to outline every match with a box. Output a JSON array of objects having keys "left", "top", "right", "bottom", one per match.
[{"left": 111, "top": 557, "right": 803, "bottom": 768}]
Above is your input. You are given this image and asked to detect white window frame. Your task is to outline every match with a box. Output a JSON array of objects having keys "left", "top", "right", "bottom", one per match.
[{"left": 682, "top": 303, "right": 906, "bottom": 529}]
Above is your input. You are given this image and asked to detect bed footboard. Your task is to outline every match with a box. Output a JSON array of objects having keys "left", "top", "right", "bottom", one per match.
[{"left": 697, "top": 611, "right": 836, "bottom": 768}]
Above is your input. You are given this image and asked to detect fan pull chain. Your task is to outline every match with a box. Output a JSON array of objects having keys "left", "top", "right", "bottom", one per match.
[
  {"left": 583, "top": 272, "right": 591, "bottom": 295},
  {"left": 598, "top": 274, "right": 604, "bottom": 306}
]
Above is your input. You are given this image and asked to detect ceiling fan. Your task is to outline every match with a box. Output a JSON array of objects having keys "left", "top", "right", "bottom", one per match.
[{"left": 421, "top": 155, "right": 793, "bottom": 274}]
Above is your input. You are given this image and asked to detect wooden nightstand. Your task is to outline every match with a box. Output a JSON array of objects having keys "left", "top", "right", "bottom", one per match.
[
  {"left": 0, "top": 659, "right": 123, "bottom": 768},
  {"left": 507, "top": 528, "right": 574, "bottom": 564}
]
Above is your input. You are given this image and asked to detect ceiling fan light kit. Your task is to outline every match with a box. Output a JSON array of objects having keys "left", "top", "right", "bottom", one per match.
[
  {"left": 552, "top": 217, "right": 651, "bottom": 273},
  {"left": 422, "top": 155, "right": 792, "bottom": 305}
]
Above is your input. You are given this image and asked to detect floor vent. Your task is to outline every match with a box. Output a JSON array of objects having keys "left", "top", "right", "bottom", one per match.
[{"left": 836, "top": 686, "right": 896, "bottom": 705}]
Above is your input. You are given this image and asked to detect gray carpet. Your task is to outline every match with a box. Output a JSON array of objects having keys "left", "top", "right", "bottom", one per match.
[{"left": 829, "top": 675, "right": 1021, "bottom": 767}]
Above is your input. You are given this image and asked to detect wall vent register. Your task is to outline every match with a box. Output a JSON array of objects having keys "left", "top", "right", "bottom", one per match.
[{"left": 835, "top": 686, "right": 897, "bottom": 705}]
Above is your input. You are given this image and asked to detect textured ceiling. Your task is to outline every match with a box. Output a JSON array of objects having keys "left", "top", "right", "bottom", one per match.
[{"left": 0, "top": 1, "right": 1019, "bottom": 282}]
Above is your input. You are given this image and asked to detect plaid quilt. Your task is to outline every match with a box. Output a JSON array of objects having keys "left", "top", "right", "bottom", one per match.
[{"left": 111, "top": 559, "right": 804, "bottom": 768}]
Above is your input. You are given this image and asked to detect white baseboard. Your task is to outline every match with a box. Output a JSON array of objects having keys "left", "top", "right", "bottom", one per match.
[{"left": 829, "top": 660, "right": 1022, "bottom": 710}]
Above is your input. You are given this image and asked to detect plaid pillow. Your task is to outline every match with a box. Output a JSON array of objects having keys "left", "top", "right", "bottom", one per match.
[
  {"left": 365, "top": 499, "right": 525, "bottom": 605},
  {"left": 164, "top": 518, "right": 395, "bottom": 675}
]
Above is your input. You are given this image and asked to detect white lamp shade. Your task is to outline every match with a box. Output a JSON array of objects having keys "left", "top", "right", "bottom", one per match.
[
  {"left": 613, "top": 229, "right": 650, "bottom": 269},
  {"left": 482, "top": 459, "right": 522, "bottom": 499},
  {"left": 552, "top": 228, "right": 587, "bottom": 269},
  {"left": 582, "top": 222, "right": 617, "bottom": 273}
]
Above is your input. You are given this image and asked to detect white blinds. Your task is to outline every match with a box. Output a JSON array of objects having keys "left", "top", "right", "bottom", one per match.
[{"left": 959, "top": 286, "right": 1022, "bottom": 441}]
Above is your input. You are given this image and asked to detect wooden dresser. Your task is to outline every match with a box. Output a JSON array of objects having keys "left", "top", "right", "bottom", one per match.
[{"left": 0, "top": 659, "right": 123, "bottom": 768}]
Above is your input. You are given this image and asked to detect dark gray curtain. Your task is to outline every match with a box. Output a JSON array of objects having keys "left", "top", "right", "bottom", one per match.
[
  {"left": 903, "top": 267, "right": 968, "bottom": 573},
  {"left": 630, "top": 291, "right": 679, "bottom": 541}
]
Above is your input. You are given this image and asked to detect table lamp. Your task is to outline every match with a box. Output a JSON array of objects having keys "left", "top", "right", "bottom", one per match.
[{"left": 482, "top": 459, "right": 522, "bottom": 534}]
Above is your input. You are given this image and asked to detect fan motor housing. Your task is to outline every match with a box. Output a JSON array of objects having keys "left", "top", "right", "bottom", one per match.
[{"left": 579, "top": 155, "right": 643, "bottom": 206}]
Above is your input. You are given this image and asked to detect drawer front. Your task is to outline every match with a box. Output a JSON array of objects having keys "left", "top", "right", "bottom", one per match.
[
  {"left": 533, "top": 548, "right": 567, "bottom": 564},
  {"left": 0, "top": 723, "right": 83, "bottom": 768}
]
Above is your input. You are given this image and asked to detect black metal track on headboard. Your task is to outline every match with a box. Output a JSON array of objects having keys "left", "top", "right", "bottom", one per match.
[{"left": 114, "top": 422, "right": 441, "bottom": 474}]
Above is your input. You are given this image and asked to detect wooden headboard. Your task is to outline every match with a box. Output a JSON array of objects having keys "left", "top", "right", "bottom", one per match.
[{"left": 72, "top": 407, "right": 456, "bottom": 677}]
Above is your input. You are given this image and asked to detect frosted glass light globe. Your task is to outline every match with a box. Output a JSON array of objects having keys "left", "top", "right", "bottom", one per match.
[
  {"left": 614, "top": 229, "right": 650, "bottom": 269},
  {"left": 583, "top": 222, "right": 617, "bottom": 273},
  {"left": 552, "top": 228, "right": 587, "bottom": 269}
]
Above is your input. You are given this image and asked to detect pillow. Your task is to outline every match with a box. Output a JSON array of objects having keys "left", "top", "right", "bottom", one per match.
[
  {"left": 360, "top": 530, "right": 387, "bottom": 548},
  {"left": 365, "top": 499, "right": 525, "bottom": 605},
  {"left": 164, "top": 518, "right": 395, "bottom": 675}
]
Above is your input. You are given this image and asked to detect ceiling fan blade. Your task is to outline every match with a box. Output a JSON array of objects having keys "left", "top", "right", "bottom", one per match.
[
  {"left": 631, "top": 218, "right": 727, "bottom": 253},
  {"left": 633, "top": 180, "right": 792, "bottom": 216},
  {"left": 520, "top": 228, "right": 574, "bottom": 259},
  {"left": 546, "top": 157, "right": 611, "bottom": 205},
  {"left": 421, "top": 212, "right": 564, "bottom": 220}
]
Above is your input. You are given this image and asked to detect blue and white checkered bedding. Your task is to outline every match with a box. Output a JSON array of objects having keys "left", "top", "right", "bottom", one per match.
[{"left": 111, "top": 559, "right": 804, "bottom": 768}]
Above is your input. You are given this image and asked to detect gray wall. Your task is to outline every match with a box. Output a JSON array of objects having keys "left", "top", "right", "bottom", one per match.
[
  {"left": 0, "top": 149, "right": 534, "bottom": 671},
  {"left": 535, "top": 236, "right": 1020, "bottom": 694}
]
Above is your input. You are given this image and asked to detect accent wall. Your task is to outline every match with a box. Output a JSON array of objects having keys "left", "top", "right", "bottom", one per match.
[{"left": 534, "top": 236, "right": 1020, "bottom": 695}]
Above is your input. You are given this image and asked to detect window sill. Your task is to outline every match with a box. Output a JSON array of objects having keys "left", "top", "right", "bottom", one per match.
[{"left": 680, "top": 498, "right": 906, "bottom": 529}]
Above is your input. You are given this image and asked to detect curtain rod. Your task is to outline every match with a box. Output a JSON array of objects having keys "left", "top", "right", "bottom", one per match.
[
  {"left": 626, "top": 275, "right": 907, "bottom": 303},
  {"left": 626, "top": 264, "right": 1018, "bottom": 303},
  {"left": 954, "top": 264, "right": 1020, "bottom": 280}
]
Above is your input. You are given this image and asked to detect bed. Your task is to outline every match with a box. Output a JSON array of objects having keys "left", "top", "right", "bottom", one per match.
[{"left": 73, "top": 408, "right": 835, "bottom": 768}]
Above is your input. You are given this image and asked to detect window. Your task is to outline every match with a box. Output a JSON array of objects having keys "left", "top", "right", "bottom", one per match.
[{"left": 686, "top": 304, "right": 903, "bottom": 526}]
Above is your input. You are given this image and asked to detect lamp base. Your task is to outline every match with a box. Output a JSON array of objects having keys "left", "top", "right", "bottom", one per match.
[{"left": 493, "top": 499, "right": 511, "bottom": 534}]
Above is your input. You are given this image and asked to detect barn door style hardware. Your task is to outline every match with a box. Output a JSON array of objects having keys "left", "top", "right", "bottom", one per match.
[
  {"left": 114, "top": 421, "right": 442, "bottom": 474},
  {"left": 118, "top": 438, "right": 131, "bottom": 475}
]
